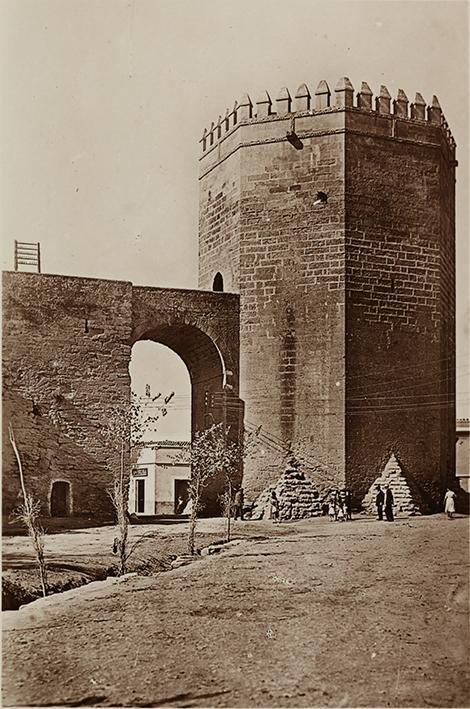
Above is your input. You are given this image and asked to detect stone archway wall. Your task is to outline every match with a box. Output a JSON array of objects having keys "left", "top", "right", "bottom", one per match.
[
  {"left": 131, "top": 286, "right": 242, "bottom": 514},
  {"left": 131, "top": 285, "right": 241, "bottom": 424},
  {"left": 2, "top": 272, "right": 241, "bottom": 520}
]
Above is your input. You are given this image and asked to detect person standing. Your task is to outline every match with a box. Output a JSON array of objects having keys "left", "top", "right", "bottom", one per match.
[
  {"left": 444, "top": 488, "right": 456, "bottom": 520},
  {"left": 234, "top": 488, "right": 244, "bottom": 521},
  {"left": 328, "top": 501, "right": 336, "bottom": 521},
  {"left": 384, "top": 484, "right": 394, "bottom": 522},
  {"left": 270, "top": 490, "right": 280, "bottom": 523},
  {"left": 375, "top": 484, "right": 385, "bottom": 521}
]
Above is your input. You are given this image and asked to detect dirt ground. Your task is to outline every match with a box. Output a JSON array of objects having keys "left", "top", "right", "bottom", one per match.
[
  {"left": 2, "top": 518, "right": 297, "bottom": 608},
  {"left": 2, "top": 514, "right": 469, "bottom": 708}
]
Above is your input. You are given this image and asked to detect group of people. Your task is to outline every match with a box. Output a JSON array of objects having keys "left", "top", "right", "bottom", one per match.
[
  {"left": 375, "top": 484, "right": 458, "bottom": 521},
  {"left": 375, "top": 483, "right": 395, "bottom": 521},
  {"left": 324, "top": 489, "right": 352, "bottom": 522}
]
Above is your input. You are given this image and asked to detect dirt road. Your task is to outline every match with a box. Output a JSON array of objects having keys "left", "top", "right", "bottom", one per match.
[
  {"left": 3, "top": 515, "right": 469, "bottom": 707},
  {"left": 2, "top": 518, "right": 299, "bottom": 608}
]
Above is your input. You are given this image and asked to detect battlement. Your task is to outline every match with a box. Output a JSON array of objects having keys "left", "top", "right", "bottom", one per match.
[{"left": 200, "top": 77, "right": 456, "bottom": 167}]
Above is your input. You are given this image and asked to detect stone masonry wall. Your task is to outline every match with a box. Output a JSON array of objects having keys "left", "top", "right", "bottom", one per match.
[
  {"left": 437, "top": 148, "right": 456, "bottom": 489},
  {"left": 199, "top": 107, "right": 349, "bottom": 501},
  {"left": 238, "top": 130, "right": 347, "bottom": 499},
  {"left": 3, "top": 272, "right": 133, "bottom": 518},
  {"left": 344, "top": 112, "right": 456, "bottom": 510},
  {"left": 199, "top": 152, "right": 241, "bottom": 293}
]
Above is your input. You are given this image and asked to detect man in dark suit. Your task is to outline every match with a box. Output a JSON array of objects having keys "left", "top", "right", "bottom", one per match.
[
  {"left": 375, "top": 485, "right": 385, "bottom": 520},
  {"left": 384, "top": 484, "right": 394, "bottom": 522}
]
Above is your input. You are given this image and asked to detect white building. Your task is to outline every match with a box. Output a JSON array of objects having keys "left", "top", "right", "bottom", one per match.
[
  {"left": 128, "top": 441, "right": 191, "bottom": 516},
  {"left": 456, "top": 419, "right": 469, "bottom": 493}
]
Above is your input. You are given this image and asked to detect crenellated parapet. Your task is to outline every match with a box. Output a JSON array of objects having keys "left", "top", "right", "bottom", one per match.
[{"left": 200, "top": 76, "right": 456, "bottom": 166}]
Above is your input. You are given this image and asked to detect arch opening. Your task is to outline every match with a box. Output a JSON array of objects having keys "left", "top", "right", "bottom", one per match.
[
  {"left": 129, "top": 341, "right": 192, "bottom": 517},
  {"left": 129, "top": 322, "right": 231, "bottom": 516},
  {"left": 213, "top": 272, "right": 224, "bottom": 292}
]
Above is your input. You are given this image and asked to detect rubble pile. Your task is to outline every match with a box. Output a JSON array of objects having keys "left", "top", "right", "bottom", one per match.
[
  {"left": 362, "top": 453, "right": 421, "bottom": 516},
  {"left": 250, "top": 464, "right": 323, "bottom": 521}
]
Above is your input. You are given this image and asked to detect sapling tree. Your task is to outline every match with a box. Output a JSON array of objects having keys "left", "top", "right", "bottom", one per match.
[
  {"left": 220, "top": 427, "right": 261, "bottom": 542},
  {"left": 183, "top": 423, "right": 261, "bottom": 552},
  {"left": 103, "top": 391, "right": 161, "bottom": 575},
  {"left": 8, "top": 424, "right": 48, "bottom": 597},
  {"left": 184, "top": 423, "right": 231, "bottom": 556}
]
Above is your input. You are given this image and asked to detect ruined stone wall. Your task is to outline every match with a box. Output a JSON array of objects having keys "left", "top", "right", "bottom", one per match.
[
  {"left": 3, "top": 272, "right": 133, "bottom": 518},
  {"left": 2, "top": 273, "right": 241, "bottom": 519}
]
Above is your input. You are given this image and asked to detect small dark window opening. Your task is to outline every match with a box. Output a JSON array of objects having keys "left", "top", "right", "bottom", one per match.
[
  {"left": 390, "top": 278, "right": 395, "bottom": 293},
  {"left": 84, "top": 319, "right": 89, "bottom": 333},
  {"left": 213, "top": 272, "right": 224, "bottom": 292}
]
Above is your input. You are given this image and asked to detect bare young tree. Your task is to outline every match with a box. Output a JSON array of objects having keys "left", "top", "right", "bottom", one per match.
[
  {"left": 185, "top": 423, "right": 231, "bottom": 555},
  {"left": 221, "top": 427, "right": 261, "bottom": 542},
  {"left": 184, "top": 424, "right": 261, "bottom": 551},
  {"left": 104, "top": 392, "right": 161, "bottom": 576},
  {"left": 8, "top": 424, "right": 48, "bottom": 597}
]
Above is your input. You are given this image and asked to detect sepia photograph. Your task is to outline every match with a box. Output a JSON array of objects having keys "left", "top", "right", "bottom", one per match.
[{"left": 1, "top": 0, "right": 469, "bottom": 707}]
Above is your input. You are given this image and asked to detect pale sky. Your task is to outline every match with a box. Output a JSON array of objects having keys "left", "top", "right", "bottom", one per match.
[{"left": 1, "top": 0, "right": 469, "bottom": 427}]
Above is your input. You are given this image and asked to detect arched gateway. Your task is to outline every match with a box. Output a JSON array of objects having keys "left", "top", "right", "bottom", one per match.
[{"left": 2, "top": 273, "right": 243, "bottom": 518}]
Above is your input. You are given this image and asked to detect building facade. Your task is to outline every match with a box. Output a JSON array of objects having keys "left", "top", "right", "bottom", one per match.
[
  {"left": 456, "top": 419, "right": 469, "bottom": 493},
  {"left": 128, "top": 441, "right": 191, "bottom": 516}
]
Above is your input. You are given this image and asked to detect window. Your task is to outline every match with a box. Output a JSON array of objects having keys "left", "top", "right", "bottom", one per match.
[{"left": 213, "top": 272, "right": 224, "bottom": 292}]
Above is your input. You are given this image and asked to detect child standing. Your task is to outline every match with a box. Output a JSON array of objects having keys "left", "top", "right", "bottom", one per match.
[{"left": 328, "top": 502, "right": 335, "bottom": 521}]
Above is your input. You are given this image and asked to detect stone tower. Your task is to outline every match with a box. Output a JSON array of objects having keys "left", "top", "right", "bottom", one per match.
[{"left": 198, "top": 77, "right": 456, "bottom": 511}]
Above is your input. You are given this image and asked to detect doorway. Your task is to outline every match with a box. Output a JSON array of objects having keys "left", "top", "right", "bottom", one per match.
[
  {"left": 50, "top": 481, "right": 70, "bottom": 516},
  {"left": 174, "top": 479, "right": 190, "bottom": 515},
  {"left": 136, "top": 479, "right": 145, "bottom": 513}
]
